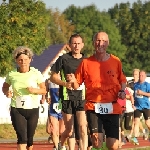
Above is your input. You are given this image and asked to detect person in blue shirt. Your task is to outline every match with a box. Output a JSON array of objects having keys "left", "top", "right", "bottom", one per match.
[
  {"left": 132, "top": 70, "right": 150, "bottom": 144},
  {"left": 43, "top": 74, "right": 65, "bottom": 150}
]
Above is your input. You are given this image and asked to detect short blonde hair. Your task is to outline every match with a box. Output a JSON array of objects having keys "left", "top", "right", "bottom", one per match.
[
  {"left": 132, "top": 68, "right": 140, "bottom": 73},
  {"left": 13, "top": 46, "right": 34, "bottom": 59}
]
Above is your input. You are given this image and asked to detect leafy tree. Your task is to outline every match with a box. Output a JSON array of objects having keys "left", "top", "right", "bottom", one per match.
[
  {"left": 108, "top": 0, "right": 150, "bottom": 75},
  {"left": 0, "top": 0, "right": 50, "bottom": 76},
  {"left": 63, "top": 4, "right": 127, "bottom": 59},
  {"left": 47, "top": 8, "right": 75, "bottom": 44}
]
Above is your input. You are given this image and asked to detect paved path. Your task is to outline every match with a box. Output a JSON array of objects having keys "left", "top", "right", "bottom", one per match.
[{"left": 0, "top": 137, "right": 150, "bottom": 150}]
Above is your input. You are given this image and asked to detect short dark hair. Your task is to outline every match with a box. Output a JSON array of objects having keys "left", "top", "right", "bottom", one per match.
[{"left": 69, "top": 33, "right": 83, "bottom": 44}]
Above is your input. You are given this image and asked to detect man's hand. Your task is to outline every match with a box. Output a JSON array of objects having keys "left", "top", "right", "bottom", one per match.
[
  {"left": 66, "top": 73, "right": 76, "bottom": 82},
  {"left": 136, "top": 89, "right": 143, "bottom": 95},
  {"left": 64, "top": 82, "right": 73, "bottom": 90},
  {"left": 132, "top": 104, "right": 136, "bottom": 110},
  {"left": 46, "top": 98, "right": 51, "bottom": 104},
  {"left": 64, "top": 73, "right": 77, "bottom": 90},
  {"left": 118, "top": 91, "right": 126, "bottom": 99}
]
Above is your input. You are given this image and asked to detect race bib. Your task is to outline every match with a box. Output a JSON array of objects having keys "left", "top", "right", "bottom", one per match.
[
  {"left": 53, "top": 103, "right": 61, "bottom": 113},
  {"left": 16, "top": 96, "right": 33, "bottom": 109},
  {"left": 95, "top": 103, "right": 113, "bottom": 114},
  {"left": 136, "top": 95, "right": 143, "bottom": 98},
  {"left": 76, "top": 83, "right": 85, "bottom": 90}
]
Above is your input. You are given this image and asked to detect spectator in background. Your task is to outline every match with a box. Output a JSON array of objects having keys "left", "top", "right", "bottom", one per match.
[{"left": 2, "top": 46, "right": 46, "bottom": 150}]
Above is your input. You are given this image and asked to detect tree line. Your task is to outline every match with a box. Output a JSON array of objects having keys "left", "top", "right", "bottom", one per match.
[{"left": 0, "top": 0, "right": 149, "bottom": 76}]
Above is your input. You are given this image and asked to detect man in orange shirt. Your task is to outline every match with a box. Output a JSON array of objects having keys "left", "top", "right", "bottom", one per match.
[{"left": 66, "top": 31, "right": 126, "bottom": 150}]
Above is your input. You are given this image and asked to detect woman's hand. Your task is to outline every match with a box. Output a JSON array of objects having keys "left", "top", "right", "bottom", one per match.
[
  {"left": 5, "top": 90, "right": 13, "bottom": 98},
  {"left": 2, "top": 82, "right": 13, "bottom": 98},
  {"left": 26, "top": 87, "right": 36, "bottom": 94}
]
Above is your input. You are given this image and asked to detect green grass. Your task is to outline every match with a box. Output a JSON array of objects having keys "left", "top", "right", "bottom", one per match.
[
  {"left": 0, "top": 124, "right": 48, "bottom": 139},
  {"left": 0, "top": 124, "right": 150, "bottom": 150}
]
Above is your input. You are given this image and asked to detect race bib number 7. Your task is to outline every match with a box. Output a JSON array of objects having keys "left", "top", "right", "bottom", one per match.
[
  {"left": 16, "top": 96, "right": 33, "bottom": 109},
  {"left": 95, "top": 103, "right": 113, "bottom": 114}
]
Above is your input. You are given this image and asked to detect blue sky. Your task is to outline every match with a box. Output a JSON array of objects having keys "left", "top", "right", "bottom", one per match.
[{"left": 42, "top": 0, "right": 146, "bottom": 11}]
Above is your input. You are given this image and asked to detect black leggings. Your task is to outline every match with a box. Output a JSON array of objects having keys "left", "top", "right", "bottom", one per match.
[
  {"left": 10, "top": 107, "right": 39, "bottom": 147},
  {"left": 120, "top": 112, "right": 134, "bottom": 131}
]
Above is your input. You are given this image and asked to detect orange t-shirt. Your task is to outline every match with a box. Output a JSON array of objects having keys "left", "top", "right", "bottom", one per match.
[{"left": 75, "top": 54, "right": 127, "bottom": 114}]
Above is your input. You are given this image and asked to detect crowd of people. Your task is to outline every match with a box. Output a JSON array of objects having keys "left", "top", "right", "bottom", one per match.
[{"left": 2, "top": 31, "right": 150, "bottom": 150}]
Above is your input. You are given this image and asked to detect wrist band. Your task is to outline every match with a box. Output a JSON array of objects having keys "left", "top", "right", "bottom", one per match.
[{"left": 119, "top": 90, "right": 125, "bottom": 92}]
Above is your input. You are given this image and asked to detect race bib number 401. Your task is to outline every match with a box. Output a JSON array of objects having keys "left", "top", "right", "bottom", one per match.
[
  {"left": 16, "top": 96, "right": 33, "bottom": 109},
  {"left": 95, "top": 103, "right": 113, "bottom": 114},
  {"left": 135, "top": 90, "right": 143, "bottom": 98}
]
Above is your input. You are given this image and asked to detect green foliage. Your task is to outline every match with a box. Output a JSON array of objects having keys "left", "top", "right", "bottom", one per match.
[
  {"left": 0, "top": 0, "right": 50, "bottom": 76},
  {"left": 47, "top": 8, "right": 75, "bottom": 44},
  {"left": 1, "top": 0, "right": 150, "bottom": 77},
  {"left": 108, "top": 1, "right": 150, "bottom": 75},
  {"left": 63, "top": 4, "right": 127, "bottom": 59}
]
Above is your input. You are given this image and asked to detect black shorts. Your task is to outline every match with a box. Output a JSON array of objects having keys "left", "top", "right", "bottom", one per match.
[
  {"left": 86, "top": 110, "right": 120, "bottom": 140},
  {"left": 62, "top": 100, "right": 85, "bottom": 114},
  {"left": 134, "top": 109, "right": 150, "bottom": 120},
  {"left": 120, "top": 112, "right": 134, "bottom": 131}
]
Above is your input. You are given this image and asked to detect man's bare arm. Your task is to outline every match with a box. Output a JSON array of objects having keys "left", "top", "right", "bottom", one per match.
[{"left": 50, "top": 71, "right": 66, "bottom": 86}]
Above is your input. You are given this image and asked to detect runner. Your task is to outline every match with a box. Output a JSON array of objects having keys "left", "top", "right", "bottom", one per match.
[
  {"left": 119, "top": 84, "right": 135, "bottom": 147},
  {"left": 48, "top": 79, "right": 65, "bottom": 150},
  {"left": 66, "top": 31, "right": 127, "bottom": 150},
  {"left": 2, "top": 46, "right": 46, "bottom": 150},
  {"left": 127, "top": 69, "right": 147, "bottom": 142},
  {"left": 50, "top": 34, "right": 87, "bottom": 150},
  {"left": 131, "top": 70, "right": 150, "bottom": 145}
]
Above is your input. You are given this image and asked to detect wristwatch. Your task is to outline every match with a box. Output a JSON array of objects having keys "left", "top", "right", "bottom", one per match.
[{"left": 119, "top": 90, "right": 126, "bottom": 94}]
